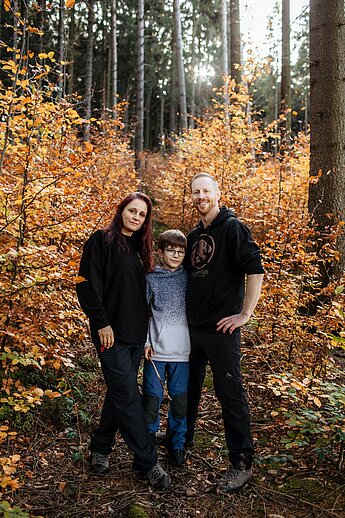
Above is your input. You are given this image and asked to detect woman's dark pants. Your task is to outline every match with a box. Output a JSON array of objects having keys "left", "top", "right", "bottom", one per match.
[
  {"left": 90, "top": 340, "right": 157, "bottom": 473},
  {"left": 186, "top": 328, "right": 254, "bottom": 469}
]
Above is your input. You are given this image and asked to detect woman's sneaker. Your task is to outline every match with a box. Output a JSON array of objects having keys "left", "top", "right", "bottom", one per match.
[
  {"left": 217, "top": 468, "right": 252, "bottom": 493},
  {"left": 90, "top": 452, "right": 110, "bottom": 475},
  {"left": 146, "top": 462, "right": 171, "bottom": 490}
]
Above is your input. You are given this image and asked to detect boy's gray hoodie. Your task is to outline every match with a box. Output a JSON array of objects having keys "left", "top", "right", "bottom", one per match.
[{"left": 146, "top": 266, "right": 190, "bottom": 362}]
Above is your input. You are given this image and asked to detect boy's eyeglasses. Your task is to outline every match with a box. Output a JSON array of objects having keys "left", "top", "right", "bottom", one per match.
[{"left": 164, "top": 249, "right": 186, "bottom": 257}]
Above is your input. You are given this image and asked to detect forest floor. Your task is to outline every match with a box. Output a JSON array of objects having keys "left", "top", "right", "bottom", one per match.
[{"left": 4, "top": 338, "right": 345, "bottom": 518}]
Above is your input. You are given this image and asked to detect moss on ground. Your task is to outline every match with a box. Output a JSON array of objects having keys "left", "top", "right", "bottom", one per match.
[
  {"left": 128, "top": 503, "right": 149, "bottom": 518},
  {"left": 193, "top": 430, "right": 214, "bottom": 450},
  {"left": 280, "top": 476, "right": 326, "bottom": 502},
  {"left": 204, "top": 366, "right": 214, "bottom": 390}
]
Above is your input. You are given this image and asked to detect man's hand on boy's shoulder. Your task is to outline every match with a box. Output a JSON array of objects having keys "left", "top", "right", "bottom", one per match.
[{"left": 144, "top": 345, "right": 154, "bottom": 360}]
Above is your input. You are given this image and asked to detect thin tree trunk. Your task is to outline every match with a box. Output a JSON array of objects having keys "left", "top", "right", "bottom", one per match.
[
  {"left": 37, "top": 0, "right": 46, "bottom": 90},
  {"left": 173, "top": 0, "right": 188, "bottom": 133},
  {"left": 160, "top": 94, "right": 165, "bottom": 152},
  {"left": 221, "top": 0, "right": 229, "bottom": 117},
  {"left": 111, "top": 0, "right": 117, "bottom": 117},
  {"left": 57, "top": 0, "right": 65, "bottom": 101},
  {"left": 13, "top": 0, "right": 19, "bottom": 60},
  {"left": 67, "top": 5, "right": 75, "bottom": 96},
  {"left": 135, "top": 0, "right": 145, "bottom": 172},
  {"left": 84, "top": 0, "right": 95, "bottom": 140},
  {"left": 227, "top": 0, "right": 231, "bottom": 73},
  {"left": 230, "top": 0, "right": 241, "bottom": 84},
  {"left": 145, "top": 84, "right": 152, "bottom": 149},
  {"left": 106, "top": 42, "right": 111, "bottom": 112},
  {"left": 124, "top": 83, "right": 131, "bottom": 133},
  {"left": 274, "top": 80, "right": 279, "bottom": 157},
  {"left": 221, "top": 0, "right": 229, "bottom": 78},
  {"left": 169, "top": 27, "right": 177, "bottom": 137},
  {"left": 308, "top": 0, "right": 345, "bottom": 284},
  {"left": 281, "top": 0, "right": 291, "bottom": 146},
  {"left": 189, "top": 1, "right": 197, "bottom": 129}
]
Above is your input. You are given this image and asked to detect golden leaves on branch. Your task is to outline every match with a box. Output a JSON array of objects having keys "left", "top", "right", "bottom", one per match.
[{"left": 0, "top": 77, "right": 137, "bottom": 489}]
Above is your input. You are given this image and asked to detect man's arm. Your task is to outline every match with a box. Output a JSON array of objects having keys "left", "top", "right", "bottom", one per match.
[{"left": 216, "top": 273, "right": 264, "bottom": 334}]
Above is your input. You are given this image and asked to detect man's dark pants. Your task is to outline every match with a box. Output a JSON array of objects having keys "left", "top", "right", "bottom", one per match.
[
  {"left": 186, "top": 328, "right": 253, "bottom": 469},
  {"left": 90, "top": 340, "right": 157, "bottom": 473}
]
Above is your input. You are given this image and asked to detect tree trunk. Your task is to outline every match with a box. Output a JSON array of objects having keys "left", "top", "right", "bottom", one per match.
[
  {"left": 160, "top": 93, "right": 165, "bottom": 152},
  {"left": 189, "top": 1, "right": 197, "bottom": 129},
  {"left": 106, "top": 42, "right": 111, "bottom": 112},
  {"left": 221, "top": 0, "right": 229, "bottom": 78},
  {"left": 37, "top": 0, "right": 45, "bottom": 57},
  {"left": 281, "top": 0, "right": 291, "bottom": 145},
  {"left": 111, "top": 0, "right": 117, "bottom": 117},
  {"left": 135, "top": 0, "right": 145, "bottom": 173},
  {"left": 308, "top": 0, "right": 345, "bottom": 284},
  {"left": 67, "top": 5, "right": 75, "bottom": 96},
  {"left": 123, "top": 83, "right": 132, "bottom": 133},
  {"left": 101, "top": 1, "right": 109, "bottom": 116},
  {"left": 173, "top": 0, "right": 188, "bottom": 133},
  {"left": 57, "top": 0, "right": 65, "bottom": 101},
  {"left": 84, "top": 0, "right": 95, "bottom": 140},
  {"left": 230, "top": 0, "right": 241, "bottom": 84},
  {"left": 145, "top": 84, "right": 152, "bottom": 149},
  {"left": 221, "top": 0, "right": 229, "bottom": 117},
  {"left": 13, "top": 0, "right": 19, "bottom": 60},
  {"left": 169, "top": 27, "right": 177, "bottom": 137}
]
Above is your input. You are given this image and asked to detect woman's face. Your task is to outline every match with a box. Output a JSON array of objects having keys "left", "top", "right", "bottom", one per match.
[{"left": 121, "top": 199, "right": 148, "bottom": 236}]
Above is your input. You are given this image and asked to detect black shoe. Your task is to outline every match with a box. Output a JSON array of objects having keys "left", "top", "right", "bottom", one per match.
[
  {"left": 146, "top": 462, "right": 171, "bottom": 490},
  {"left": 169, "top": 449, "right": 185, "bottom": 467},
  {"left": 90, "top": 451, "right": 110, "bottom": 475}
]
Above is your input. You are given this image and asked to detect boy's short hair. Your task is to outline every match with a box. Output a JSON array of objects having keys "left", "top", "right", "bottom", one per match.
[{"left": 158, "top": 229, "right": 187, "bottom": 250}]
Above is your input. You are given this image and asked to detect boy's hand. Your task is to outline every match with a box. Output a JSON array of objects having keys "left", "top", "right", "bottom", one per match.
[{"left": 144, "top": 346, "right": 153, "bottom": 360}]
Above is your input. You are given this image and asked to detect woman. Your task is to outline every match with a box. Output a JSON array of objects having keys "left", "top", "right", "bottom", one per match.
[{"left": 76, "top": 192, "right": 170, "bottom": 490}]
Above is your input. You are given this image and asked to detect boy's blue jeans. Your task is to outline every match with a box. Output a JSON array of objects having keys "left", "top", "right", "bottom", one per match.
[{"left": 143, "top": 360, "right": 189, "bottom": 450}]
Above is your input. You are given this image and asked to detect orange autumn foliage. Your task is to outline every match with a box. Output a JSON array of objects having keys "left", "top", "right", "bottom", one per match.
[
  {"left": 143, "top": 84, "right": 343, "bottom": 374},
  {"left": 0, "top": 76, "right": 138, "bottom": 489}
]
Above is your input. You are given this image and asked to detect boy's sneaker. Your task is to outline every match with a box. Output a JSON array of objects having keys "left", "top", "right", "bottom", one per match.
[
  {"left": 217, "top": 468, "right": 252, "bottom": 493},
  {"left": 90, "top": 451, "right": 110, "bottom": 475},
  {"left": 169, "top": 449, "right": 185, "bottom": 467},
  {"left": 146, "top": 462, "right": 171, "bottom": 490}
]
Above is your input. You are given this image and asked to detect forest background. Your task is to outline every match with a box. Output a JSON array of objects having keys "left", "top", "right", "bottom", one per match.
[{"left": 0, "top": 0, "right": 344, "bottom": 517}]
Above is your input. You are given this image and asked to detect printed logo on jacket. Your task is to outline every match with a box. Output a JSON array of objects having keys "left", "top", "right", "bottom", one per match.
[{"left": 191, "top": 234, "right": 215, "bottom": 269}]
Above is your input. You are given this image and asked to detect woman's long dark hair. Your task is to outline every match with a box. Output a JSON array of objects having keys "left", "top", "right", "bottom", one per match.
[{"left": 103, "top": 192, "right": 154, "bottom": 272}]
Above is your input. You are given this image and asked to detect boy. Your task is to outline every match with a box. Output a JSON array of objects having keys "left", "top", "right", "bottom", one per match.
[{"left": 143, "top": 229, "right": 190, "bottom": 467}]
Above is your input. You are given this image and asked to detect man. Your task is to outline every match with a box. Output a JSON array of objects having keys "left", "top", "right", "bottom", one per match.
[{"left": 184, "top": 172, "right": 264, "bottom": 493}]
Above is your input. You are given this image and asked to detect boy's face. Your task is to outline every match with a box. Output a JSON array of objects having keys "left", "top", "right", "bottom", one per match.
[{"left": 159, "top": 246, "right": 186, "bottom": 271}]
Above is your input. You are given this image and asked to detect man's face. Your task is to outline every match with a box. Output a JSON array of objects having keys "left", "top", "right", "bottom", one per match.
[{"left": 191, "top": 176, "right": 220, "bottom": 218}]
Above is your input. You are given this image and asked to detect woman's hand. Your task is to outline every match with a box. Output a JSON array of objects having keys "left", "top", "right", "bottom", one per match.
[
  {"left": 144, "top": 346, "right": 153, "bottom": 360},
  {"left": 98, "top": 325, "right": 115, "bottom": 350}
]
